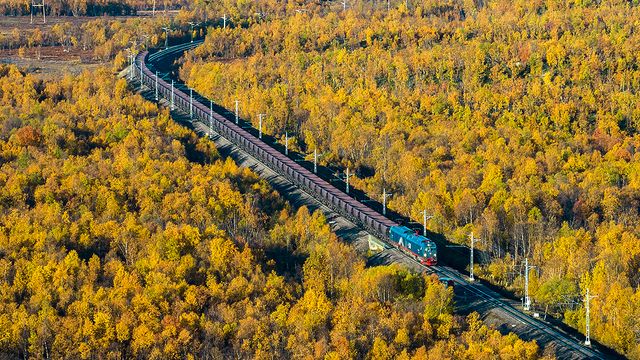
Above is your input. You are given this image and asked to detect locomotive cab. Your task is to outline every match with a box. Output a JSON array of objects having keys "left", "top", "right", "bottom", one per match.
[
  {"left": 422, "top": 240, "right": 437, "bottom": 266},
  {"left": 389, "top": 226, "right": 438, "bottom": 266}
]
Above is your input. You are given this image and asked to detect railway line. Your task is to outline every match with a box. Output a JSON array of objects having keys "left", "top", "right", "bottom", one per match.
[{"left": 131, "top": 42, "right": 615, "bottom": 360}]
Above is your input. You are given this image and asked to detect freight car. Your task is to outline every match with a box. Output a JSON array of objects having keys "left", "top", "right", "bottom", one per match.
[
  {"left": 133, "top": 46, "right": 438, "bottom": 266},
  {"left": 388, "top": 226, "right": 437, "bottom": 265}
]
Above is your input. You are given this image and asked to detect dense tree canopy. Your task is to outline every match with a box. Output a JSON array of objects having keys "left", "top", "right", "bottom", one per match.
[
  {"left": 0, "top": 65, "right": 546, "bottom": 359},
  {"left": 181, "top": 0, "right": 640, "bottom": 357}
]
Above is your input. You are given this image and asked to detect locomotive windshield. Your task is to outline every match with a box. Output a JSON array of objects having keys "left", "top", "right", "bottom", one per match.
[{"left": 424, "top": 243, "right": 436, "bottom": 257}]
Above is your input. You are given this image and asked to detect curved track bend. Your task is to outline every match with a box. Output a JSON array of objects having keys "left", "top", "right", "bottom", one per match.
[{"left": 130, "top": 42, "right": 616, "bottom": 360}]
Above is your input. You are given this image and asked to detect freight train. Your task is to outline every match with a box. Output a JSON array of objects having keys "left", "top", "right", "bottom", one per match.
[
  {"left": 388, "top": 226, "right": 438, "bottom": 265},
  {"left": 135, "top": 46, "right": 439, "bottom": 267}
]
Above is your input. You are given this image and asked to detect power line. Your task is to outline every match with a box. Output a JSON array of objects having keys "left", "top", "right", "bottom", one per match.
[
  {"left": 345, "top": 167, "right": 353, "bottom": 194},
  {"left": 422, "top": 210, "right": 433, "bottom": 236},
  {"left": 258, "top": 113, "right": 266, "bottom": 139},
  {"left": 234, "top": 99, "right": 239, "bottom": 124},
  {"left": 314, "top": 148, "right": 318, "bottom": 173},
  {"left": 523, "top": 258, "right": 537, "bottom": 311},
  {"left": 188, "top": 22, "right": 201, "bottom": 43},
  {"left": 584, "top": 288, "right": 597, "bottom": 346},
  {"left": 162, "top": 27, "right": 172, "bottom": 49},
  {"left": 382, "top": 188, "right": 392, "bottom": 215},
  {"left": 30, "top": 0, "right": 45, "bottom": 24},
  {"left": 285, "top": 132, "right": 289, "bottom": 155},
  {"left": 469, "top": 232, "right": 480, "bottom": 281}
]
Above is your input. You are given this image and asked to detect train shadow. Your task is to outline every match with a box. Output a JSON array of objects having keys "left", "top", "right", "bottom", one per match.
[
  {"left": 145, "top": 45, "right": 489, "bottom": 276},
  {"left": 141, "top": 44, "right": 627, "bottom": 360}
]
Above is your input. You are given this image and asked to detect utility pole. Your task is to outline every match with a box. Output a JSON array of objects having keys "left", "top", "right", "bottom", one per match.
[
  {"left": 285, "top": 132, "right": 289, "bottom": 155},
  {"left": 258, "top": 113, "right": 266, "bottom": 139},
  {"left": 128, "top": 53, "right": 133, "bottom": 81},
  {"left": 189, "top": 88, "right": 193, "bottom": 119},
  {"left": 383, "top": 188, "right": 393, "bottom": 215},
  {"left": 314, "top": 148, "right": 318, "bottom": 173},
  {"left": 524, "top": 258, "right": 531, "bottom": 311},
  {"left": 162, "top": 27, "right": 171, "bottom": 49},
  {"left": 469, "top": 232, "right": 479, "bottom": 281},
  {"left": 31, "top": 0, "right": 45, "bottom": 24},
  {"left": 584, "top": 288, "right": 597, "bottom": 346},
  {"left": 170, "top": 80, "right": 175, "bottom": 110},
  {"left": 152, "top": 0, "right": 156, "bottom": 16},
  {"left": 422, "top": 210, "right": 433, "bottom": 236},
  {"left": 346, "top": 167, "right": 353, "bottom": 193},
  {"left": 139, "top": 60, "right": 143, "bottom": 90},
  {"left": 141, "top": 34, "right": 150, "bottom": 49},
  {"left": 154, "top": 71, "right": 158, "bottom": 100},
  {"left": 234, "top": 100, "right": 239, "bottom": 123},
  {"left": 209, "top": 100, "right": 214, "bottom": 131},
  {"left": 188, "top": 22, "right": 200, "bottom": 43}
]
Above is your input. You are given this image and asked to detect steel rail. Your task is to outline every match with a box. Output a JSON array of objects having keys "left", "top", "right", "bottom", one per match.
[
  {"left": 134, "top": 46, "right": 396, "bottom": 241},
  {"left": 433, "top": 266, "right": 603, "bottom": 359},
  {"left": 131, "top": 42, "right": 609, "bottom": 360}
]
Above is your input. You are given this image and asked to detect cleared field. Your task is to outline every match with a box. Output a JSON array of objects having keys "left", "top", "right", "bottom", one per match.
[
  {"left": 0, "top": 50, "right": 103, "bottom": 77},
  {"left": 0, "top": 15, "right": 141, "bottom": 31},
  {"left": 0, "top": 14, "right": 175, "bottom": 76}
]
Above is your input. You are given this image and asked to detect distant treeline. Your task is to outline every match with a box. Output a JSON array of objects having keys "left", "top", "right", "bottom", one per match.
[
  {"left": 1, "top": 3, "right": 134, "bottom": 16},
  {"left": 0, "top": 0, "right": 187, "bottom": 17}
]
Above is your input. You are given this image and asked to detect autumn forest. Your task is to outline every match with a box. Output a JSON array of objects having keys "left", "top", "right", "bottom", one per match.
[{"left": 0, "top": 0, "right": 639, "bottom": 359}]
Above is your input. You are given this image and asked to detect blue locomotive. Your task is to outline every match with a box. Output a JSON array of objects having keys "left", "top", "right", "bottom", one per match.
[{"left": 388, "top": 226, "right": 438, "bottom": 265}]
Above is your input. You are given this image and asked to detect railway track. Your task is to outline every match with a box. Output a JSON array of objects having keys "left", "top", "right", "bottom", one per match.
[{"left": 130, "top": 42, "right": 615, "bottom": 360}]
